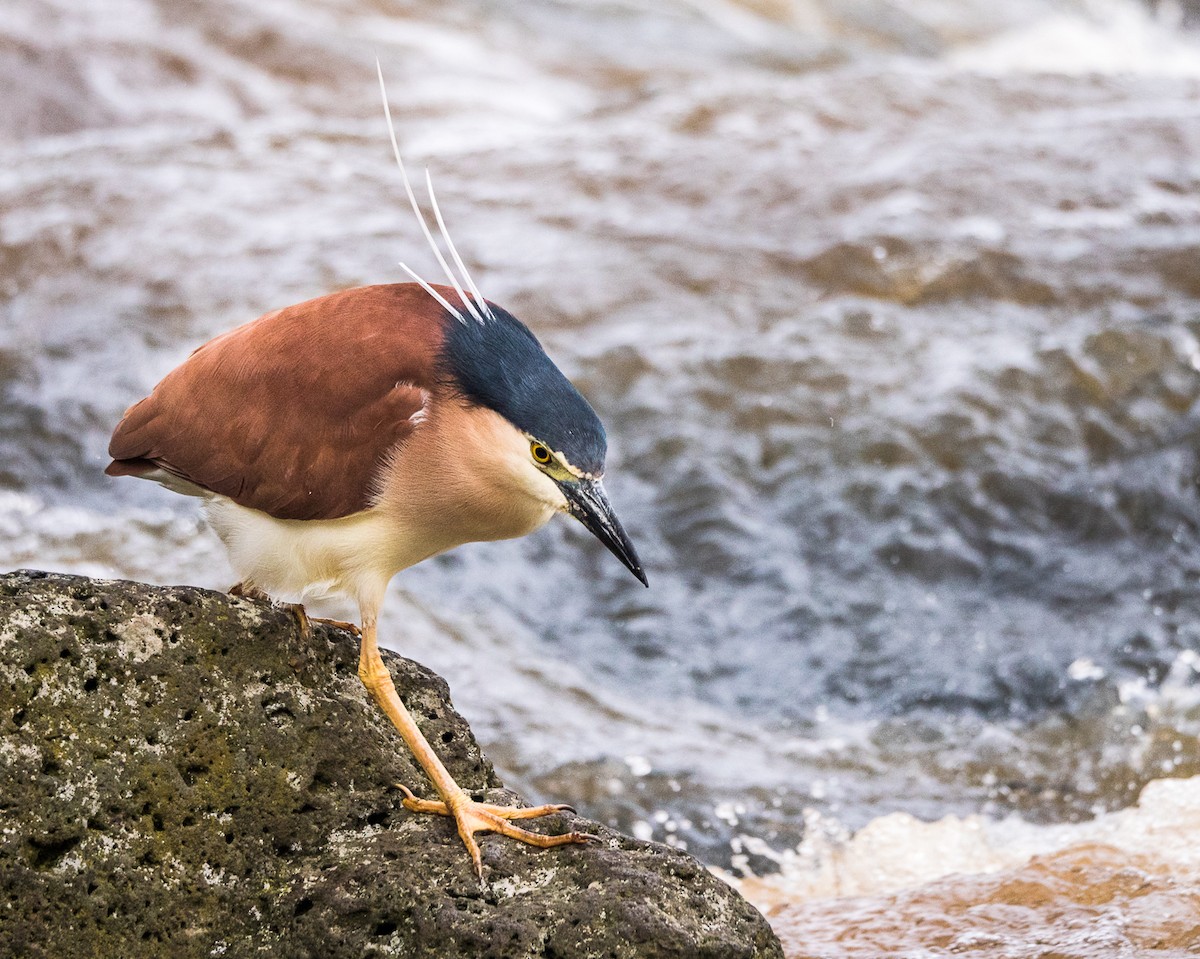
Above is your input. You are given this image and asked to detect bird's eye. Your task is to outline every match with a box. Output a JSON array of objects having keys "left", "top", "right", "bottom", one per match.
[{"left": 531, "top": 442, "right": 552, "bottom": 465}]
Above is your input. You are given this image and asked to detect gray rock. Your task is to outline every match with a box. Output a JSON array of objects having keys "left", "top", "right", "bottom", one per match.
[{"left": 0, "top": 570, "right": 782, "bottom": 958}]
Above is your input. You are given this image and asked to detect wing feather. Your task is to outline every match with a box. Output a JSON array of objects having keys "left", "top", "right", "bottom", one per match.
[{"left": 107, "top": 284, "right": 449, "bottom": 521}]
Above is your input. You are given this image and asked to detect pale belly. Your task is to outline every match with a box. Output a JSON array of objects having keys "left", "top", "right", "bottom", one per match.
[
  {"left": 202, "top": 491, "right": 558, "bottom": 611},
  {"left": 203, "top": 497, "right": 420, "bottom": 610}
]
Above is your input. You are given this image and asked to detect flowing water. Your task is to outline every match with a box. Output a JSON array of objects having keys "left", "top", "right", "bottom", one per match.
[{"left": 5, "top": 0, "right": 1200, "bottom": 954}]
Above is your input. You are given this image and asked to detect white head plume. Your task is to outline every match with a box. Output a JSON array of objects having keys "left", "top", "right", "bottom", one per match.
[{"left": 375, "top": 60, "right": 494, "bottom": 326}]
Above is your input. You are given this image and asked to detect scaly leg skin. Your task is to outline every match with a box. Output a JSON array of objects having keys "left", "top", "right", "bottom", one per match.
[
  {"left": 356, "top": 616, "right": 596, "bottom": 879},
  {"left": 228, "top": 582, "right": 360, "bottom": 638}
]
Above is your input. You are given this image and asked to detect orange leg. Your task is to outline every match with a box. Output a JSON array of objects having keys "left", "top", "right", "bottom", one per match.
[{"left": 356, "top": 616, "right": 595, "bottom": 879}]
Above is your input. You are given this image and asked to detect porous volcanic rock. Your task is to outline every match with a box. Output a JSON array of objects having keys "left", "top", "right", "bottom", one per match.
[{"left": 0, "top": 570, "right": 782, "bottom": 959}]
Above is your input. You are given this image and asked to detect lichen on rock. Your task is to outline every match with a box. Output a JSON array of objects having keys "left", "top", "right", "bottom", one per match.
[{"left": 0, "top": 570, "right": 782, "bottom": 958}]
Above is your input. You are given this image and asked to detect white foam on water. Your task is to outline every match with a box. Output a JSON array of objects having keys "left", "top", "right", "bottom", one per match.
[
  {"left": 951, "top": 1, "right": 1200, "bottom": 76},
  {"left": 731, "top": 773, "right": 1200, "bottom": 909},
  {"left": 723, "top": 646, "right": 1200, "bottom": 909}
]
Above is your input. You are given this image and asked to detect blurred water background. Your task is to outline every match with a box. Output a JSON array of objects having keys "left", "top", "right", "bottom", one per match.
[{"left": 5, "top": 0, "right": 1200, "bottom": 953}]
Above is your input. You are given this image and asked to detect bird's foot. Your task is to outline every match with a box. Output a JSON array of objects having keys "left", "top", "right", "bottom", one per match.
[
  {"left": 288, "top": 604, "right": 361, "bottom": 639},
  {"left": 395, "top": 784, "right": 597, "bottom": 879},
  {"left": 227, "top": 584, "right": 360, "bottom": 637}
]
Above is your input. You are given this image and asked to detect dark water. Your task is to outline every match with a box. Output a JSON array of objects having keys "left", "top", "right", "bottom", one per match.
[{"left": 6, "top": 0, "right": 1200, "bottom": 953}]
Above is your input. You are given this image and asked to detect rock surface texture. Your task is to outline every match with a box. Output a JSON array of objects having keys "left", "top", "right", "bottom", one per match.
[{"left": 0, "top": 570, "right": 781, "bottom": 958}]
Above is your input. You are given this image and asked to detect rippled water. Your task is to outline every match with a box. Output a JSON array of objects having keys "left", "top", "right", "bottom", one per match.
[{"left": 5, "top": 0, "right": 1200, "bottom": 953}]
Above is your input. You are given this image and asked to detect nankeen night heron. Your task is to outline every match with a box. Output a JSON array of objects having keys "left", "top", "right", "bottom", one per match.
[{"left": 105, "top": 71, "right": 647, "bottom": 879}]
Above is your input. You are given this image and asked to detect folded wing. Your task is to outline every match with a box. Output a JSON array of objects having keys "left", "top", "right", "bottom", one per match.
[{"left": 107, "top": 284, "right": 448, "bottom": 521}]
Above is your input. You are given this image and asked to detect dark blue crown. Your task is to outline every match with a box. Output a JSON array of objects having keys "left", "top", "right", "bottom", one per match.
[{"left": 439, "top": 305, "right": 607, "bottom": 475}]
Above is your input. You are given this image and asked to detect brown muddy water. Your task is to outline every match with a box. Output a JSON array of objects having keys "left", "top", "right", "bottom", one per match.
[{"left": 5, "top": 0, "right": 1200, "bottom": 955}]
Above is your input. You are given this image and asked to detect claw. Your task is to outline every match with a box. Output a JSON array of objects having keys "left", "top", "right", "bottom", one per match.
[{"left": 395, "top": 783, "right": 593, "bottom": 876}]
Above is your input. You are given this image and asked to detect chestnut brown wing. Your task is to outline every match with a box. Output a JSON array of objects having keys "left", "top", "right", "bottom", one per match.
[{"left": 106, "top": 284, "right": 448, "bottom": 521}]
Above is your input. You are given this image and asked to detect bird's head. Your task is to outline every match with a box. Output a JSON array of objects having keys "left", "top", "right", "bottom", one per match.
[
  {"left": 371, "top": 75, "right": 645, "bottom": 586},
  {"left": 438, "top": 302, "right": 648, "bottom": 587}
]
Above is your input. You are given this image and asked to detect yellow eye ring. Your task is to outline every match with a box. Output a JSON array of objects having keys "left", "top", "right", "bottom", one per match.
[{"left": 531, "top": 442, "right": 552, "bottom": 465}]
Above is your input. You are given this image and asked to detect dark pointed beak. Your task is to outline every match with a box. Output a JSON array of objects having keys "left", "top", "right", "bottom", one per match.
[{"left": 558, "top": 478, "right": 648, "bottom": 587}]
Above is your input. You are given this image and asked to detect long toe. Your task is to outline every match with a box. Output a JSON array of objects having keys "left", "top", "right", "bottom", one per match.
[
  {"left": 397, "top": 785, "right": 576, "bottom": 822},
  {"left": 452, "top": 800, "right": 596, "bottom": 880},
  {"left": 285, "top": 606, "right": 360, "bottom": 638},
  {"left": 309, "top": 616, "right": 361, "bottom": 636},
  {"left": 483, "top": 802, "right": 576, "bottom": 820},
  {"left": 397, "top": 787, "right": 595, "bottom": 877},
  {"left": 395, "top": 783, "right": 451, "bottom": 815},
  {"left": 481, "top": 812, "right": 599, "bottom": 848}
]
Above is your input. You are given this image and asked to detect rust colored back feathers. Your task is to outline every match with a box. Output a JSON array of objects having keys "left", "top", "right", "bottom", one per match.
[{"left": 107, "top": 284, "right": 452, "bottom": 521}]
